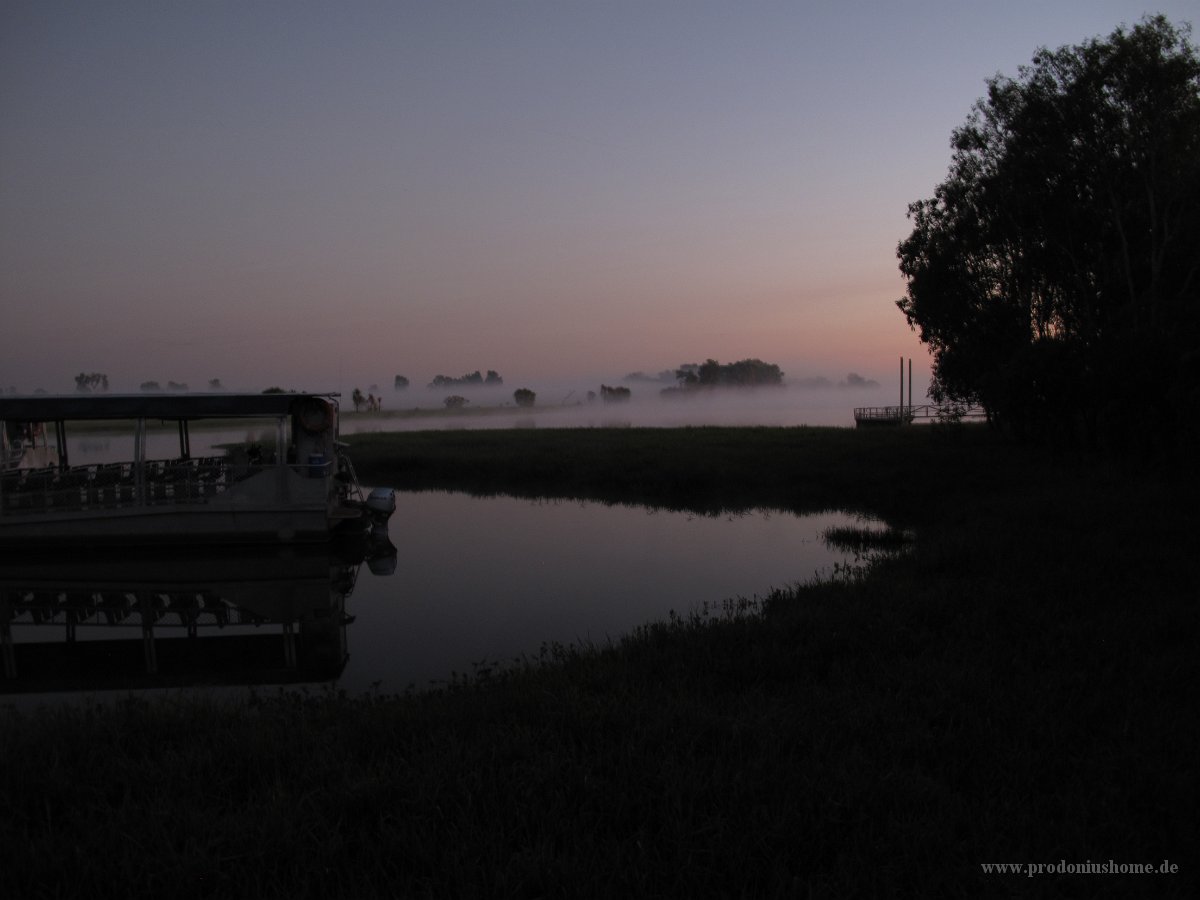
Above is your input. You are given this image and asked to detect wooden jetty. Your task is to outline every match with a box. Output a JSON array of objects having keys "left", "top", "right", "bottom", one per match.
[
  {"left": 853, "top": 404, "right": 986, "bottom": 427},
  {"left": 854, "top": 357, "right": 985, "bottom": 426}
]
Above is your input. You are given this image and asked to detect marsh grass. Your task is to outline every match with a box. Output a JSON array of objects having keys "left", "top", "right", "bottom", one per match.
[
  {"left": 2, "top": 425, "right": 1197, "bottom": 898},
  {"left": 821, "top": 523, "right": 914, "bottom": 553}
]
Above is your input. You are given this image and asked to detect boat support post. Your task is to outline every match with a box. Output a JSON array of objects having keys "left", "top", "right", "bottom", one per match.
[
  {"left": 54, "top": 419, "right": 68, "bottom": 470},
  {"left": 134, "top": 418, "right": 146, "bottom": 505},
  {"left": 275, "top": 415, "right": 289, "bottom": 504}
]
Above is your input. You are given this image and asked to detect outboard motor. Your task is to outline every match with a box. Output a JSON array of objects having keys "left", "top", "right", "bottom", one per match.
[{"left": 365, "top": 486, "right": 396, "bottom": 532}]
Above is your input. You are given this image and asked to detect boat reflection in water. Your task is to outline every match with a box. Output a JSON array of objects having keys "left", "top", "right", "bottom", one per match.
[{"left": 0, "top": 535, "right": 396, "bottom": 695}]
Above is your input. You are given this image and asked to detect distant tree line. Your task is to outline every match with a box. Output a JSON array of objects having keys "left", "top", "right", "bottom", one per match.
[
  {"left": 427, "top": 370, "right": 503, "bottom": 389},
  {"left": 350, "top": 388, "right": 383, "bottom": 412},
  {"left": 74, "top": 372, "right": 109, "bottom": 393},
  {"left": 840, "top": 373, "right": 879, "bottom": 389},
  {"left": 139, "top": 380, "right": 190, "bottom": 392},
  {"left": 622, "top": 370, "right": 676, "bottom": 384},
  {"left": 672, "top": 359, "right": 785, "bottom": 389},
  {"left": 69, "top": 374, "right": 226, "bottom": 394}
]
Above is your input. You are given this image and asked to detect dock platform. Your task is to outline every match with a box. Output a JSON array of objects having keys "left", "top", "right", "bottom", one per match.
[{"left": 853, "top": 404, "right": 985, "bottom": 427}]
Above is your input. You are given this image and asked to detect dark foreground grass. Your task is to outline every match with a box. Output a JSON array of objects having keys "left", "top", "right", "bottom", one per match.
[{"left": 2, "top": 425, "right": 1197, "bottom": 898}]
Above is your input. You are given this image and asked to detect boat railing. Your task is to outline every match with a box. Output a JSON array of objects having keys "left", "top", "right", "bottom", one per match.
[
  {"left": 3, "top": 589, "right": 271, "bottom": 631},
  {"left": 0, "top": 455, "right": 281, "bottom": 515}
]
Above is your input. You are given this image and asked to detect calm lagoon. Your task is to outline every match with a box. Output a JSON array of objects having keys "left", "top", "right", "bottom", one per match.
[
  {"left": 352, "top": 491, "right": 876, "bottom": 691},
  {"left": 3, "top": 490, "right": 884, "bottom": 704}
]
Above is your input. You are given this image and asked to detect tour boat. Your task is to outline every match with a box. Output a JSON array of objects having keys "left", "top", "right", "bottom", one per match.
[{"left": 0, "top": 393, "right": 395, "bottom": 545}]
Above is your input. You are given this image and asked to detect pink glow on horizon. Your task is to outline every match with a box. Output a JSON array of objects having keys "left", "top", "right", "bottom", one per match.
[{"left": 3, "top": 2, "right": 1192, "bottom": 405}]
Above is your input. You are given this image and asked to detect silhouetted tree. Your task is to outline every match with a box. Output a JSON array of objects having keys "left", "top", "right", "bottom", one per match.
[
  {"left": 208, "top": 378, "right": 223, "bottom": 391},
  {"left": 428, "top": 370, "right": 504, "bottom": 389},
  {"left": 351, "top": 388, "right": 365, "bottom": 412},
  {"left": 897, "top": 16, "right": 1200, "bottom": 450},
  {"left": 394, "top": 375, "right": 410, "bottom": 391},
  {"left": 839, "top": 373, "right": 879, "bottom": 389},
  {"left": 600, "top": 385, "right": 631, "bottom": 403},
  {"left": 513, "top": 388, "right": 536, "bottom": 408},
  {"left": 674, "top": 364, "right": 700, "bottom": 387},
  {"left": 673, "top": 359, "right": 784, "bottom": 388},
  {"left": 443, "top": 395, "right": 468, "bottom": 409},
  {"left": 74, "top": 372, "right": 109, "bottom": 393}
]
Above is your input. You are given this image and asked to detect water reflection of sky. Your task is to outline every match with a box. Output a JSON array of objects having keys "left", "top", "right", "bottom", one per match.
[
  {"left": 20, "top": 418, "right": 887, "bottom": 699},
  {"left": 2, "top": 491, "right": 882, "bottom": 704},
  {"left": 346, "top": 491, "right": 873, "bottom": 693}
]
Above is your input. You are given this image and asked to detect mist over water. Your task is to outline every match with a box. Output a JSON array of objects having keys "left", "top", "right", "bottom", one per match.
[
  {"left": 46, "top": 379, "right": 916, "bottom": 470},
  {"left": 344, "top": 381, "right": 918, "bottom": 432}
]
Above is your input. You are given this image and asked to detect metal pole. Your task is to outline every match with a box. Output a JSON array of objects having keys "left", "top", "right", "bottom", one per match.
[
  {"left": 55, "top": 420, "right": 68, "bottom": 469},
  {"left": 908, "top": 358, "right": 912, "bottom": 411},
  {"left": 276, "top": 415, "right": 288, "bottom": 504},
  {"left": 135, "top": 418, "right": 146, "bottom": 505},
  {"left": 899, "top": 357, "right": 903, "bottom": 411}
]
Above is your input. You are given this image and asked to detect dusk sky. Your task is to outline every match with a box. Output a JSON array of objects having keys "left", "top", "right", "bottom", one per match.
[{"left": 3, "top": 1, "right": 1196, "bottom": 398}]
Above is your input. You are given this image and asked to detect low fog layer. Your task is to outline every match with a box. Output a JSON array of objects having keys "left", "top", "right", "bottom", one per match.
[{"left": 343, "top": 376, "right": 923, "bottom": 431}]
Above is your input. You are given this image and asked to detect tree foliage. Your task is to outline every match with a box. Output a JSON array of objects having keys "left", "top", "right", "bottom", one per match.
[
  {"left": 428, "top": 370, "right": 503, "bottom": 389},
  {"left": 74, "top": 372, "right": 109, "bottom": 393},
  {"left": 513, "top": 388, "right": 536, "bottom": 408},
  {"left": 897, "top": 16, "right": 1200, "bottom": 450},
  {"left": 673, "top": 359, "right": 784, "bottom": 389},
  {"left": 600, "top": 385, "right": 631, "bottom": 403}
]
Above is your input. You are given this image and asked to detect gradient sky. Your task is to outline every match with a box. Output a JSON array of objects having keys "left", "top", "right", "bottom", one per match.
[{"left": 2, "top": 0, "right": 1196, "bottom": 396}]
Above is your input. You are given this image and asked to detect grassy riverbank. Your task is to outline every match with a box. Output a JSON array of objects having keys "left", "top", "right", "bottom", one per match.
[{"left": 3, "top": 425, "right": 1197, "bottom": 897}]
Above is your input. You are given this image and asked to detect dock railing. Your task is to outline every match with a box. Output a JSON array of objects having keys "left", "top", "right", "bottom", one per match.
[{"left": 853, "top": 404, "right": 986, "bottom": 426}]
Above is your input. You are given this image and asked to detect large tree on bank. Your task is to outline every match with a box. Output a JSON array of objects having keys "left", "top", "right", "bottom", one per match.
[{"left": 897, "top": 16, "right": 1200, "bottom": 450}]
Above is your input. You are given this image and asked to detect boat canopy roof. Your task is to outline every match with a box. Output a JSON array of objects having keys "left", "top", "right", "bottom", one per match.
[{"left": 0, "top": 393, "right": 339, "bottom": 422}]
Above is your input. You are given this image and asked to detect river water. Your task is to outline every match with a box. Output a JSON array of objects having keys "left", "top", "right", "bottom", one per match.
[
  {"left": 3, "top": 424, "right": 886, "bottom": 705},
  {"left": 348, "top": 491, "right": 873, "bottom": 692},
  {"left": 1, "top": 489, "right": 881, "bottom": 704}
]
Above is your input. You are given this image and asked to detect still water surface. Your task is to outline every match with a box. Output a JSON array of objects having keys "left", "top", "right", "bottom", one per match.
[
  {"left": 3, "top": 491, "right": 879, "bottom": 703},
  {"left": 355, "top": 491, "right": 870, "bottom": 690}
]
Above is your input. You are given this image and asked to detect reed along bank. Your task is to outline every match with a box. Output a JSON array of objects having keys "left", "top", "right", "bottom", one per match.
[{"left": 2, "top": 425, "right": 1197, "bottom": 898}]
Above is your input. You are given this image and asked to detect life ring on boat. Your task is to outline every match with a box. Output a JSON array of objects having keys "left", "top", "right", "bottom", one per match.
[{"left": 295, "top": 398, "right": 331, "bottom": 433}]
